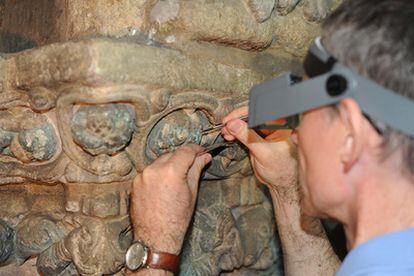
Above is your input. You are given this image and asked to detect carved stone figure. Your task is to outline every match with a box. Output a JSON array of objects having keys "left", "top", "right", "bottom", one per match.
[{"left": 0, "top": 0, "right": 340, "bottom": 275}]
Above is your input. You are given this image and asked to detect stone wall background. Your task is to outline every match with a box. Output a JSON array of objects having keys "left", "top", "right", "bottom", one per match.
[{"left": 0, "top": 1, "right": 340, "bottom": 275}]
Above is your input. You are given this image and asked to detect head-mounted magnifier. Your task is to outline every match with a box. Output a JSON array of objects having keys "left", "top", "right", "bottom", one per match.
[{"left": 248, "top": 36, "right": 414, "bottom": 138}]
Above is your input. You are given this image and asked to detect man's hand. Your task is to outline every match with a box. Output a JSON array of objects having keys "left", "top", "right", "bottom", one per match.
[
  {"left": 221, "top": 106, "right": 297, "bottom": 192},
  {"left": 130, "top": 144, "right": 212, "bottom": 255}
]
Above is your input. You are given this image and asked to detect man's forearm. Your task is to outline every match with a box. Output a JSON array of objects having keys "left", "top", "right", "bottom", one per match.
[{"left": 270, "top": 183, "right": 340, "bottom": 276}]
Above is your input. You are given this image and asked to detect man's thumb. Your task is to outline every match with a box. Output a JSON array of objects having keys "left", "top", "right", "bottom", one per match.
[{"left": 226, "top": 119, "right": 268, "bottom": 155}]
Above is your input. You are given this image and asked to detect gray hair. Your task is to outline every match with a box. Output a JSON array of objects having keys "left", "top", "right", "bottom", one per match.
[{"left": 322, "top": 0, "right": 414, "bottom": 177}]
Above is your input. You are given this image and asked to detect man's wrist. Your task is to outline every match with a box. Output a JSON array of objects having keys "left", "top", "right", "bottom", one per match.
[
  {"left": 126, "top": 238, "right": 181, "bottom": 274},
  {"left": 269, "top": 179, "right": 300, "bottom": 201},
  {"left": 133, "top": 231, "right": 183, "bottom": 255}
]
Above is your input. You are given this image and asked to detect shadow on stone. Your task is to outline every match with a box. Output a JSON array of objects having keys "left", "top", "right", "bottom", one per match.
[{"left": 0, "top": 32, "right": 36, "bottom": 53}]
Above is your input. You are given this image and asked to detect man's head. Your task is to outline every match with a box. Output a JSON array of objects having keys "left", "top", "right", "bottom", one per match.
[{"left": 296, "top": 0, "right": 414, "bottom": 220}]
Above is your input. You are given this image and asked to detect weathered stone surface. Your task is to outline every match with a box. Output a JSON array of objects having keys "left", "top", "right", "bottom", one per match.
[
  {"left": 303, "top": 0, "right": 341, "bottom": 23},
  {"left": 0, "top": 0, "right": 340, "bottom": 55},
  {"left": 17, "top": 124, "right": 57, "bottom": 162},
  {"left": 15, "top": 214, "right": 65, "bottom": 263},
  {"left": 149, "top": 0, "right": 276, "bottom": 51},
  {"left": 0, "top": 184, "right": 64, "bottom": 217},
  {"left": 0, "top": 0, "right": 151, "bottom": 50},
  {"left": 0, "top": 1, "right": 341, "bottom": 275},
  {"left": 53, "top": 0, "right": 149, "bottom": 41},
  {"left": 0, "top": 220, "right": 14, "bottom": 265},
  {"left": 246, "top": 0, "right": 276, "bottom": 23},
  {"left": 181, "top": 177, "right": 283, "bottom": 275},
  {"left": 71, "top": 104, "right": 136, "bottom": 156},
  {"left": 146, "top": 109, "right": 207, "bottom": 160},
  {"left": 9, "top": 39, "right": 263, "bottom": 94},
  {"left": 1, "top": 258, "right": 38, "bottom": 276},
  {"left": 271, "top": 0, "right": 342, "bottom": 56}
]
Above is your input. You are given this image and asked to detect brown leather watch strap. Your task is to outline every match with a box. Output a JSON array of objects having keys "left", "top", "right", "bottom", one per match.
[{"left": 145, "top": 248, "right": 180, "bottom": 273}]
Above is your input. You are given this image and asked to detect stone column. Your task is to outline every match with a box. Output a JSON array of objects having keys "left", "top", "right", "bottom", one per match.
[{"left": 0, "top": 0, "right": 340, "bottom": 275}]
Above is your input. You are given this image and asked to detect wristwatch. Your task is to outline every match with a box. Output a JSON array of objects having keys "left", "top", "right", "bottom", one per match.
[{"left": 125, "top": 240, "right": 180, "bottom": 273}]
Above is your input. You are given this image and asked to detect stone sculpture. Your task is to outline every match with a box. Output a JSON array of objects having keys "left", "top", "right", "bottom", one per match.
[{"left": 0, "top": 0, "right": 340, "bottom": 275}]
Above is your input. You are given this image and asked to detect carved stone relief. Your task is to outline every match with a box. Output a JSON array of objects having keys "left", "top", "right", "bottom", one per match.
[{"left": 0, "top": 0, "right": 340, "bottom": 275}]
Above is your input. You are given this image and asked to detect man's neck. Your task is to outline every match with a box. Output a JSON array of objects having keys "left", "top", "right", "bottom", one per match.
[{"left": 343, "top": 174, "right": 414, "bottom": 250}]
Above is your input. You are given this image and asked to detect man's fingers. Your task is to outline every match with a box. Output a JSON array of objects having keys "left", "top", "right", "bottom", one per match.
[
  {"left": 222, "top": 134, "right": 236, "bottom": 141},
  {"left": 187, "top": 154, "right": 212, "bottom": 200},
  {"left": 155, "top": 144, "right": 204, "bottom": 165},
  {"left": 222, "top": 106, "right": 248, "bottom": 138},
  {"left": 222, "top": 106, "right": 248, "bottom": 125},
  {"left": 153, "top": 152, "right": 174, "bottom": 164},
  {"left": 224, "top": 119, "right": 270, "bottom": 155},
  {"left": 168, "top": 144, "right": 204, "bottom": 172}
]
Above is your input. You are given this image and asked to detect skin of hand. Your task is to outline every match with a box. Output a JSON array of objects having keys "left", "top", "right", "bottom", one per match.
[
  {"left": 221, "top": 106, "right": 297, "bottom": 192},
  {"left": 130, "top": 144, "right": 212, "bottom": 256}
]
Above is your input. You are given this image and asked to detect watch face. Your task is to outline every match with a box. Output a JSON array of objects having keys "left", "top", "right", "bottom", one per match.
[{"left": 126, "top": 241, "right": 148, "bottom": 271}]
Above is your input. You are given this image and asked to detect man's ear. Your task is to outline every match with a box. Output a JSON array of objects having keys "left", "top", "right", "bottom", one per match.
[{"left": 336, "top": 99, "right": 365, "bottom": 173}]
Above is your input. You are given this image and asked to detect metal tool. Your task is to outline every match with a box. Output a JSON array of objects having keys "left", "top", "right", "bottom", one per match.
[
  {"left": 201, "top": 115, "right": 249, "bottom": 135},
  {"left": 196, "top": 142, "right": 233, "bottom": 156}
]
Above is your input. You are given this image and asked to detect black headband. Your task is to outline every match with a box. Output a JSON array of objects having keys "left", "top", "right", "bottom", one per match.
[{"left": 304, "top": 37, "right": 337, "bottom": 77}]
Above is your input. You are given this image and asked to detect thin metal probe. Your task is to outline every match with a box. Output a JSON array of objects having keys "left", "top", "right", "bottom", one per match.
[{"left": 200, "top": 115, "right": 248, "bottom": 135}]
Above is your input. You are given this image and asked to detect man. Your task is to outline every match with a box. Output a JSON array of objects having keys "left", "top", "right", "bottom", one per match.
[{"left": 127, "top": 0, "right": 414, "bottom": 275}]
